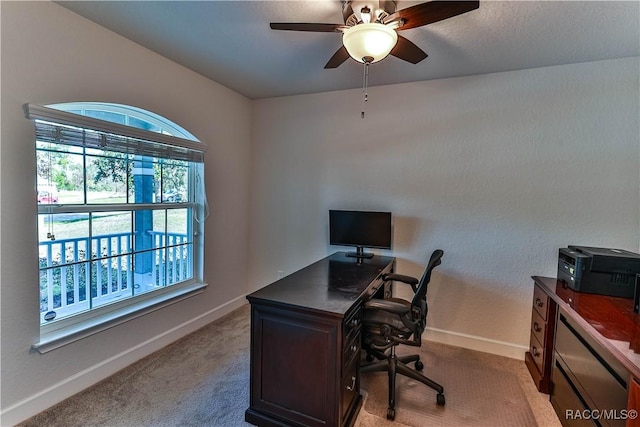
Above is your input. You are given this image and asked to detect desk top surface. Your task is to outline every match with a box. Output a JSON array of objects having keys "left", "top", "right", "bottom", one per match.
[
  {"left": 533, "top": 276, "right": 640, "bottom": 379},
  {"left": 247, "top": 252, "right": 395, "bottom": 317}
]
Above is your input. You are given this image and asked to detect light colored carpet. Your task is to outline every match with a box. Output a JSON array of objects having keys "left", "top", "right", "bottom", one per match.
[
  {"left": 361, "top": 342, "right": 542, "bottom": 426},
  {"left": 17, "top": 304, "right": 560, "bottom": 427}
]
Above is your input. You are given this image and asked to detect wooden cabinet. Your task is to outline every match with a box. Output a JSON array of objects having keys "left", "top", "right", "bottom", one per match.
[
  {"left": 525, "top": 281, "right": 557, "bottom": 393},
  {"left": 246, "top": 304, "right": 346, "bottom": 427},
  {"left": 553, "top": 310, "right": 629, "bottom": 427},
  {"left": 245, "top": 253, "right": 394, "bottom": 427},
  {"left": 531, "top": 276, "right": 640, "bottom": 427}
]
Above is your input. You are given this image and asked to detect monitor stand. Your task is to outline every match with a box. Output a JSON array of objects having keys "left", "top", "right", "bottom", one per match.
[{"left": 345, "top": 246, "right": 374, "bottom": 259}]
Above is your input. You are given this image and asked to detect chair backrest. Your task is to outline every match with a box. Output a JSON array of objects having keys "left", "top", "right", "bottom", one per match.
[{"left": 411, "top": 249, "right": 444, "bottom": 308}]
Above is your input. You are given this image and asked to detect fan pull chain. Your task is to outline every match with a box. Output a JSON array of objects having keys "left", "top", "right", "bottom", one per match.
[{"left": 361, "top": 60, "right": 370, "bottom": 119}]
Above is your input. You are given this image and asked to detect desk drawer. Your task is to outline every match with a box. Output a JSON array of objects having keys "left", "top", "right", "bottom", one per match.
[
  {"left": 529, "top": 331, "right": 545, "bottom": 375},
  {"left": 343, "top": 306, "right": 362, "bottom": 342},
  {"left": 531, "top": 307, "right": 548, "bottom": 347},
  {"left": 363, "top": 276, "right": 385, "bottom": 300},
  {"left": 343, "top": 332, "right": 360, "bottom": 371},
  {"left": 533, "top": 284, "right": 550, "bottom": 320},
  {"left": 551, "top": 359, "right": 596, "bottom": 427},
  {"left": 341, "top": 356, "right": 358, "bottom": 424},
  {"left": 556, "top": 313, "right": 628, "bottom": 422}
]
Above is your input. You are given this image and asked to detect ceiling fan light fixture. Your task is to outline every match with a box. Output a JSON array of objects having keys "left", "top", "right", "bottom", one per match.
[{"left": 342, "top": 23, "right": 398, "bottom": 64}]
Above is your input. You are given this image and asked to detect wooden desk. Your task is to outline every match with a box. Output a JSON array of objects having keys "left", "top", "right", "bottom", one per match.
[
  {"left": 529, "top": 276, "right": 640, "bottom": 427},
  {"left": 245, "top": 252, "right": 395, "bottom": 427}
]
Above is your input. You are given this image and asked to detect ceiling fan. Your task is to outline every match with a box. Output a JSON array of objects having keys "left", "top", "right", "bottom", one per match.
[{"left": 270, "top": 1, "right": 480, "bottom": 68}]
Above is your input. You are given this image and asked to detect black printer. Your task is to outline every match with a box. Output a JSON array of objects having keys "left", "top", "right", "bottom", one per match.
[{"left": 557, "top": 246, "right": 640, "bottom": 299}]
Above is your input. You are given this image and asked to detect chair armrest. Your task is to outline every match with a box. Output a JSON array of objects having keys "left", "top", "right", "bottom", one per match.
[
  {"left": 383, "top": 273, "right": 418, "bottom": 292},
  {"left": 364, "top": 299, "right": 411, "bottom": 315},
  {"left": 383, "top": 273, "right": 418, "bottom": 285}
]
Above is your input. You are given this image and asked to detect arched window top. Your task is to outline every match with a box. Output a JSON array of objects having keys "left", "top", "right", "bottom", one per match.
[{"left": 47, "top": 102, "right": 199, "bottom": 142}]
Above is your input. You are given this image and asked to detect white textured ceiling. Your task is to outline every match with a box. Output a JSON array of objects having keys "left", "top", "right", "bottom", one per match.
[{"left": 55, "top": 1, "right": 640, "bottom": 100}]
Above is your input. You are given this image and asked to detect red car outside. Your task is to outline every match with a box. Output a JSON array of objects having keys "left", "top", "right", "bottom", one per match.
[{"left": 37, "top": 190, "right": 59, "bottom": 204}]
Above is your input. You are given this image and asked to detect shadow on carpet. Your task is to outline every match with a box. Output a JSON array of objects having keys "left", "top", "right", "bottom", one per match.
[{"left": 360, "top": 342, "right": 537, "bottom": 427}]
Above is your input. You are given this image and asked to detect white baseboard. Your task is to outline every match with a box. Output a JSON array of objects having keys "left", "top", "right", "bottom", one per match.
[
  {"left": 0, "top": 296, "right": 248, "bottom": 427},
  {"left": 424, "top": 326, "right": 528, "bottom": 360}
]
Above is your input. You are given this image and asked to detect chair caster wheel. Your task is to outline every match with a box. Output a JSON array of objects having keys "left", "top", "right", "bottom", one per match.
[
  {"left": 415, "top": 360, "right": 424, "bottom": 371},
  {"left": 437, "top": 393, "right": 445, "bottom": 406},
  {"left": 386, "top": 407, "right": 395, "bottom": 420}
]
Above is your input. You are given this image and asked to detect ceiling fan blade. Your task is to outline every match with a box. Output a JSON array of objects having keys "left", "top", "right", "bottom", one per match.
[
  {"left": 324, "top": 46, "right": 350, "bottom": 69},
  {"left": 380, "top": 0, "right": 397, "bottom": 16},
  {"left": 270, "top": 23, "right": 345, "bottom": 32},
  {"left": 390, "top": 35, "right": 428, "bottom": 64},
  {"left": 384, "top": 1, "right": 479, "bottom": 30},
  {"left": 342, "top": 2, "right": 354, "bottom": 24}
]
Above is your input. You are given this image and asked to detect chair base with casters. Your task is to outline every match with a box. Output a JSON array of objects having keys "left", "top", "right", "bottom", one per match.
[
  {"left": 361, "top": 344, "right": 445, "bottom": 420},
  {"left": 360, "top": 249, "right": 445, "bottom": 421}
]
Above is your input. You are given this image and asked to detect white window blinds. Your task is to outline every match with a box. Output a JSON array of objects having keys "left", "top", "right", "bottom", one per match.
[{"left": 24, "top": 104, "right": 206, "bottom": 163}]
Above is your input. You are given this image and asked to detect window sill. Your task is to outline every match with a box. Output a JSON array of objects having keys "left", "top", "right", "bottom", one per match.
[{"left": 33, "top": 282, "right": 207, "bottom": 354}]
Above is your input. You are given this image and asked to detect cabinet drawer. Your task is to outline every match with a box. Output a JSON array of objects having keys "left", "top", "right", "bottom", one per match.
[
  {"left": 531, "top": 307, "right": 548, "bottom": 347},
  {"left": 341, "top": 356, "right": 359, "bottom": 424},
  {"left": 533, "top": 284, "right": 550, "bottom": 320},
  {"left": 529, "top": 331, "right": 545, "bottom": 374},
  {"left": 551, "top": 360, "right": 597, "bottom": 427},
  {"left": 343, "top": 306, "right": 362, "bottom": 340},
  {"left": 343, "top": 332, "right": 361, "bottom": 371},
  {"left": 556, "top": 313, "right": 628, "bottom": 420}
]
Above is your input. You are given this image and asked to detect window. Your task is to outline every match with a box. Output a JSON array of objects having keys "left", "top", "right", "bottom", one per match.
[{"left": 25, "top": 103, "right": 207, "bottom": 352}]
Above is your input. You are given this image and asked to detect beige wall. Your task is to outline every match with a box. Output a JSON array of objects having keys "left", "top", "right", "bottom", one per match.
[
  {"left": 1, "top": 2, "right": 251, "bottom": 424},
  {"left": 249, "top": 57, "right": 640, "bottom": 356}
]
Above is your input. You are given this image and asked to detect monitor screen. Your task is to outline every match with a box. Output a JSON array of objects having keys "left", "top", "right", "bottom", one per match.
[{"left": 329, "top": 210, "right": 392, "bottom": 250}]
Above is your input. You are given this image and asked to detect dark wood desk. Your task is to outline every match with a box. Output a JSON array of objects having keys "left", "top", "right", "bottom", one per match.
[{"left": 245, "top": 252, "right": 395, "bottom": 427}]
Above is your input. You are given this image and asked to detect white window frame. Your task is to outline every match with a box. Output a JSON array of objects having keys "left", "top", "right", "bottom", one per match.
[{"left": 26, "top": 103, "right": 208, "bottom": 353}]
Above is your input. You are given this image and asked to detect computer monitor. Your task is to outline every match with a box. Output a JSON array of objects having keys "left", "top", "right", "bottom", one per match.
[{"left": 329, "top": 210, "right": 392, "bottom": 258}]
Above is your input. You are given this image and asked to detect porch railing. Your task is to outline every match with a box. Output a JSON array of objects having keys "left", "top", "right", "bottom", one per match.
[{"left": 39, "top": 231, "right": 190, "bottom": 323}]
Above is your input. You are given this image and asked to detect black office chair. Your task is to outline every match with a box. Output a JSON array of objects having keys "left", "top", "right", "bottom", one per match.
[{"left": 361, "top": 249, "right": 445, "bottom": 420}]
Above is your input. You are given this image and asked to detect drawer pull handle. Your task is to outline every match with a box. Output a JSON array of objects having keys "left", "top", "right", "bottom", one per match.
[
  {"left": 346, "top": 376, "right": 356, "bottom": 391},
  {"left": 531, "top": 346, "right": 540, "bottom": 357},
  {"left": 535, "top": 298, "right": 544, "bottom": 308},
  {"left": 351, "top": 345, "right": 358, "bottom": 353},
  {"left": 350, "top": 319, "right": 359, "bottom": 327},
  {"left": 533, "top": 322, "right": 542, "bottom": 333}
]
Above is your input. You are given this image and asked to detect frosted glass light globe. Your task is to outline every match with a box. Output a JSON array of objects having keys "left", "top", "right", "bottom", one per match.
[{"left": 342, "top": 23, "right": 398, "bottom": 63}]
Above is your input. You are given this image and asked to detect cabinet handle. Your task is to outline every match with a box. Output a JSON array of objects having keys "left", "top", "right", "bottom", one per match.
[
  {"left": 350, "top": 318, "right": 359, "bottom": 327},
  {"left": 533, "top": 322, "right": 542, "bottom": 333},
  {"left": 346, "top": 376, "right": 356, "bottom": 391},
  {"left": 351, "top": 345, "right": 358, "bottom": 353},
  {"left": 531, "top": 346, "right": 540, "bottom": 357},
  {"left": 535, "top": 298, "right": 544, "bottom": 308}
]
